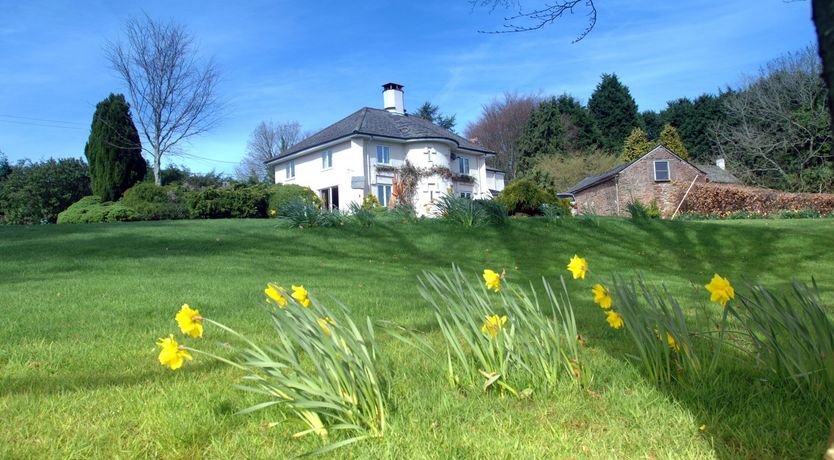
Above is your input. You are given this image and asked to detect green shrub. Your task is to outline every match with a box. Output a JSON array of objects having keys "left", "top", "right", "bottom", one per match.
[
  {"left": 625, "top": 199, "right": 660, "bottom": 220},
  {"left": 120, "top": 183, "right": 190, "bottom": 220},
  {"left": 57, "top": 196, "right": 139, "bottom": 224},
  {"left": 267, "top": 184, "right": 319, "bottom": 215},
  {"left": 778, "top": 208, "right": 821, "bottom": 219},
  {"left": 349, "top": 202, "right": 376, "bottom": 227},
  {"left": 188, "top": 185, "right": 270, "bottom": 219},
  {"left": 540, "top": 198, "right": 574, "bottom": 223},
  {"left": 496, "top": 179, "right": 554, "bottom": 215},
  {"left": 389, "top": 203, "right": 417, "bottom": 223},
  {"left": 0, "top": 158, "right": 91, "bottom": 224},
  {"left": 361, "top": 194, "right": 381, "bottom": 210},
  {"left": 435, "top": 193, "right": 508, "bottom": 227},
  {"left": 280, "top": 198, "right": 345, "bottom": 228}
]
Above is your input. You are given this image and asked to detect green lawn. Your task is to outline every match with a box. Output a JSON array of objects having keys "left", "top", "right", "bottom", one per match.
[{"left": 1, "top": 217, "right": 832, "bottom": 459}]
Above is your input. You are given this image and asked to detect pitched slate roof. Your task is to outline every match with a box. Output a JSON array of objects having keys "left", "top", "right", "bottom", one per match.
[
  {"left": 567, "top": 145, "right": 707, "bottom": 194},
  {"left": 568, "top": 161, "right": 635, "bottom": 194},
  {"left": 266, "top": 107, "right": 494, "bottom": 163},
  {"left": 697, "top": 164, "right": 742, "bottom": 184}
]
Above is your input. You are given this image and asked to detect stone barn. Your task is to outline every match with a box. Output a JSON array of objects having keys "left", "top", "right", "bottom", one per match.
[{"left": 568, "top": 145, "right": 708, "bottom": 217}]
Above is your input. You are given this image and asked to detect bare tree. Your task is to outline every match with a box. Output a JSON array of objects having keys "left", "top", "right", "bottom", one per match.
[
  {"left": 106, "top": 14, "right": 220, "bottom": 186},
  {"left": 712, "top": 46, "right": 832, "bottom": 192},
  {"left": 235, "top": 121, "right": 306, "bottom": 182},
  {"left": 465, "top": 92, "right": 541, "bottom": 179},
  {"left": 472, "top": 0, "right": 596, "bottom": 40}
]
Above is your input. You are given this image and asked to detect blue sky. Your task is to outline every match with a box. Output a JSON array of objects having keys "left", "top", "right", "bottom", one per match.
[{"left": 0, "top": 0, "right": 819, "bottom": 174}]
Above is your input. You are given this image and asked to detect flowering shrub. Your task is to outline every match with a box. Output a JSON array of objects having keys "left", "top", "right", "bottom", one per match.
[
  {"left": 419, "top": 266, "right": 582, "bottom": 395},
  {"left": 154, "top": 286, "right": 387, "bottom": 455}
]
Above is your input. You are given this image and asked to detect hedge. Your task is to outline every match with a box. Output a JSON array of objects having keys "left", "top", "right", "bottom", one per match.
[
  {"left": 681, "top": 183, "right": 834, "bottom": 217},
  {"left": 57, "top": 196, "right": 139, "bottom": 224}
]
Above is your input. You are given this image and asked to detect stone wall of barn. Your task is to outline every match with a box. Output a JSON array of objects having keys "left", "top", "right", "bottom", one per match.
[{"left": 574, "top": 147, "right": 707, "bottom": 217}]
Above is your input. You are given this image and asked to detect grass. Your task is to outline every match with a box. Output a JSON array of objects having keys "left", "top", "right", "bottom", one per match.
[{"left": 1, "top": 217, "right": 833, "bottom": 459}]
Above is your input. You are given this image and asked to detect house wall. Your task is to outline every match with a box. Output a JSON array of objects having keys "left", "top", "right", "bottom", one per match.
[
  {"left": 273, "top": 137, "right": 493, "bottom": 216},
  {"left": 574, "top": 147, "right": 706, "bottom": 217},
  {"left": 273, "top": 140, "right": 364, "bottom": 211}
]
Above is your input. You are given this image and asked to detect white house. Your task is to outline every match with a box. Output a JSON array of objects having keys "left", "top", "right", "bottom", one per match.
[{"left": 265, "top": 83, "right": 504, "bottom": 215}]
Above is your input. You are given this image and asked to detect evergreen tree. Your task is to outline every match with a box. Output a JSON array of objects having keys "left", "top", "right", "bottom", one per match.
[
  {"left": 640, "top": 110, "right": 663, "bottom": 140},
  {"left": 621, "top": 127, "right": 653, "bottom": 162},
  {"left": 84, "top": 94, "right": 146, "bottom": 201},
  {"left": 516, "top": 97, "right": 564, "bottom": 173},
  {"left": 658, "top": 124, "right": 690, "bottom": 160},
  {"left": 554, "top": 95, "right": 602, "bottom": 152},
  {"left": 416, "top": 101, "right": 456, "bottom": 131},
  {"left": 588, "top": 73, "right": 641, "bottom": 153}
]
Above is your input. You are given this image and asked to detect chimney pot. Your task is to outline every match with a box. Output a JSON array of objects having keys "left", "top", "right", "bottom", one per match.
[{"left": 382, "top": 83, "right": 405, "bottom": 114}]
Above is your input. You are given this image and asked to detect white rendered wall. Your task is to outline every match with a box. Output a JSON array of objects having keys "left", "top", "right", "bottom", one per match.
[{"left": 273, "top": 140, "right": 364, "bottom": 211}]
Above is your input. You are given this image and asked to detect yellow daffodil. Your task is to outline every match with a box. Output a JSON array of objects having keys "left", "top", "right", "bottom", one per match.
[
  {"left": 567, "top": 255, "right": 588, "bottom": 280},
  {"left": 481, "top": 314, "right": 508, "bottom": 338},
  {"left": 175, "top": 304, "right": 203, "bottom": 338},
  {"left": 705, "top": 274, "right": 734, "bottom": 307},
  {"left": 483, "top": 269, "right": 501, "bottom": 292},
  {"left": 699, "top": 424, "right": 706, "bottom": 432},
  {"left": 317, "top": 317, "right": 335, "bottom": 337},
  {"left": 291, "top": 285, "right": 311, "bottom": 307},
  {"left": 156, "top": 334, "right": 192, "bottom": 370},
  {"left": 592, "top": 283, "right": 612, "bottom": 309},
  {"left": 606, "top": 310, "right": 624, "bottom": 329},
  {"left": 667, "top": 333, "right": 681, "bottom": 352},
  {"left": 270, "top": 209, "right": 277, "bottom": 216},
  {"left": 265, "top": 284, "right": 288, "bottom": 308}
]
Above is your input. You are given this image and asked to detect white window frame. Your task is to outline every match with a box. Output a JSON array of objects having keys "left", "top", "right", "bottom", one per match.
[
  {"left": 458, "top": 157, "right": 470, "bottom": 175},
  {"left": 376, "top": 184, "right": 392, "bottom": 207},
  {"left": 285, "top": 160, "right": 295, "bottom": 179},
  {"left": 653, "top": 160, "right": 670, "bottom": 182},
  {"left": 376, "top": 145, "right": 390, "bottom": 164},
  {"left": 322, "top": 150, "right": 333, "bottom": 170}
]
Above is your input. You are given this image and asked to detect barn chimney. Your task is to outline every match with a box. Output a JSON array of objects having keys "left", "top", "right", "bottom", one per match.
[{"left": 382, "top": 83, "right": 405, "bottom": 114}]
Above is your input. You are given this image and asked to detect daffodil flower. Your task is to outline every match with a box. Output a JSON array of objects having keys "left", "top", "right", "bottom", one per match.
[
  {"left": 483, "top": 269, "right": 501, "bottom": 292},
  {"left": 705, "top": 274, "right": 734, "bottom": 307},
  {"left": 606, "top": 310, "right": 624, "bottom": 329},
  {"left": 175, "top": 304, "right": 203, "bottom": 338},
  {"left": 292, "top": 285, "right": 311, "bottom": 307},
  {"left": 265, "top": 284, "right": 288, "bottom": 308},
  {"left": 156, "top": 335, "right": 192, "bottom": 370},
  {"left": 592, "top": 283, "right": 612, "bottom": 309},
  {"left": 481, "top": 314, "right": 508, "bottom": 337},
  {"left": 567, "top": 255, "right": 588, "bottom": 280}
]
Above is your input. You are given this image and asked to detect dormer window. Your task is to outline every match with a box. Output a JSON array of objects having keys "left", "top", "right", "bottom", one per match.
[
  {"left": 654, "top": 160, "right": 670, "bottom": 182},
  {"left": 376, "top": 145, "right": 390, "bottom": 164}
]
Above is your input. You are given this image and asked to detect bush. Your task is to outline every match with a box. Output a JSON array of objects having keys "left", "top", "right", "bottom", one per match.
[
  {"left": 0, "top": 158, "right": 91, "bottom": 224},
  {"left": 267, "top": 183, "right": 319, "bottom": 215},
  {"left": 280, "top": 198, "right": 345, "bottom": 228},
  {"left": 496, "top": 179, "right": 555, "bottom": 215},
  {"left": 540, "top": 198, "right": 574, "bottom": 223},
  {"left": 389, "top": 203, "right": 417, "bottom": 223},
  {"left": 187, "top": 185, "right": 270, "bottom": 219},
  {"left": 435, "top": 193, "right": 508, "bottom": 227},
  {"left": 120, "top": 183, "right": 190, "bottom": 220},
  {"left": 57, "top": 196, "right": 139, "bottom": 224},
  {"left": 682, "top": 183, "right": 834, "bottom": 217},
  {"left": 625, "top": 199, "right": 660, "bottom": 220}
]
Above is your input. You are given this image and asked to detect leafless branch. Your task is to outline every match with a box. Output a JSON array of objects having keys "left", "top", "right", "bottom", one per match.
[
  {"left": 472, "top": 0, "right": 596, "bottom": 42},
  {"left": 106, "top": 14, "right": 221, "bottom": 185}
]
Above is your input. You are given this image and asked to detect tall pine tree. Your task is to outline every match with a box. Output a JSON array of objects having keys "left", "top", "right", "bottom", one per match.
[
  {"left": 516, "top": 97, "right": 564, "bottom": 173},
  {"left": 588, "top": 74, "right": 641, "bottom": 153},
  {"left": 554, "top": 95, "right": 602, "bottom": 152},
  {"left": 85, "top": 94, "right": 146, "bottom": 201}
]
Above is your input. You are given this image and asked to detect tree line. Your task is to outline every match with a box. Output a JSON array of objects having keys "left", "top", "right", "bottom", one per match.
[{"left": 464, "top": 45, "right": 832, "bottom": 194}]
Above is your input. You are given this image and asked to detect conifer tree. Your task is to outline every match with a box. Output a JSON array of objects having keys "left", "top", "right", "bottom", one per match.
[
  {"left": 516, "top": 97, "right": 564, "bottom": 173},
  {"left": 554, "top": 95, "right": 602, "bottom": 152},
  {"left": 588, "top": 73, "right": 641, "bottom": 153},
  {"left": 84, "top": 94, "right": 146, "bottom": 201},
  {"left": 659, "top": 124, "right": 690, "bottom": 160},
  {"left": 621, "top": 127, "right": 653, "bottom": 162}
]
